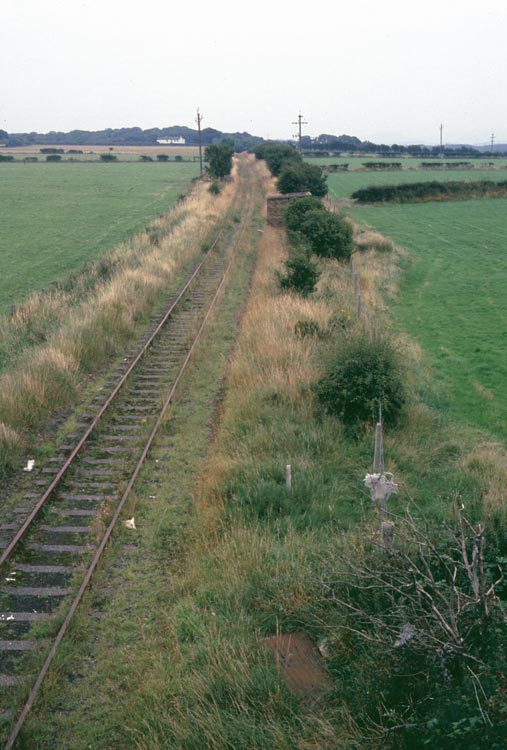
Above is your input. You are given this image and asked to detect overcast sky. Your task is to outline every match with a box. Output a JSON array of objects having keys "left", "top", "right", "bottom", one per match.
[{"left": 2, "top": 0, "right": 506, "bottom": 145}]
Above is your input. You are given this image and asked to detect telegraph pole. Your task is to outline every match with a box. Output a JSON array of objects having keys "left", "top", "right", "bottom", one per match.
[
  {"left": 439, "top": 123, "right": 444, "bottom": 158},
  {"left": 196, "top": 108, "right": 204, "bottom": 177},
  {"left": 491, "top": 132, "right": 495, "bottom": 153},
  {"left": 292, "top": 112, "right": 308, "bottom": 153}
]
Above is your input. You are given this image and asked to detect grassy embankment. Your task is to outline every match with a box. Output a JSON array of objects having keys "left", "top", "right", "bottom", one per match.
[
  {"left": 20, "top": 160, "right": 507, "bottom": 748},
  {"left": 0, "top": 165, "right": 235, "bottom": 477},
  {"left": 0, "top": 161, "right": 199, "bottom": 312}
]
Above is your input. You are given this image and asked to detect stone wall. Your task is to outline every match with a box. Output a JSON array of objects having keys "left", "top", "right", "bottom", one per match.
[{"left": 266, "top": 192, "right": 311, "bottom": 227}]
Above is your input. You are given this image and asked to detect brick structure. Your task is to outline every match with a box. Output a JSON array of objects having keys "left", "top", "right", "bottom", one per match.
[{"left": 266, "top": 192, "right": 311, "bottom": 227}]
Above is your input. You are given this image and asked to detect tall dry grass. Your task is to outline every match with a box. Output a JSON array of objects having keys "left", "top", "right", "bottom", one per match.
[{"left": 0, "top": 173, "right": 238, "bottom": 474}]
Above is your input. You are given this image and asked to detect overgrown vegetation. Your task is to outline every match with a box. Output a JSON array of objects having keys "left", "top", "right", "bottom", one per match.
[
  {"left": 315, "top": 329, "right": 406, "bottom": 426},
  {"left": 277, "top": 160, "right": 328, "bottom": 196},
  {"left": 205, "top": 143, "right": 234, "bottom": 179},
  {"left": 253, "top": 142, "right": 327, "bottom": 196},
  {"left": 352, "top": 179, "right": 507, "bottom": 203},
  {"left": 283, "top": 196, "right": 353, "bottom": 262},
  {"left": 277, "top": 252, "right": 320, "bottom": 297},
  {"left": 323, "top": 503, "right": 507, "bottom": 749}
]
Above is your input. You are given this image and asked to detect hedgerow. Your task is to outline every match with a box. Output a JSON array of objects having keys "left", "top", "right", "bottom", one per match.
[{"left": 352, "top": 179, "right": 507, "bottom": 204}]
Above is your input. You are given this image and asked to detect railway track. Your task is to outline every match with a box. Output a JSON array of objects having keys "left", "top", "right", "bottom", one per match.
[{"left": 0, "top": 163, "right": 257, "bottom": 748}]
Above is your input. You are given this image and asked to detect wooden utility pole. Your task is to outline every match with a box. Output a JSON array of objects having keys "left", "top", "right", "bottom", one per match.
[
  {"left": 440, "top": 123, "right": 444, "bottom": 158},
  {"left": 491, "top": 132, "right": 495, "bottom": 153},
  {"left": 196, "top": 109, "right": 204, "bottom": 177},
  {"left": 292, "top": 113, "right": 308, "bottom": 153}
]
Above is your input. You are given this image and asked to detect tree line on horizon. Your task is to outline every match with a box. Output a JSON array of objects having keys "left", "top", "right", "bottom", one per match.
[{"left": 2, "top": 126, "right": 505, "bottom": 157}]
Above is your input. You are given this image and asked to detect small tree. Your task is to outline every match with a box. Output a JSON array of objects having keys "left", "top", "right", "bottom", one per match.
[
  {"left": 277, "top": 253, "right": 320, "bottom": 297},
  {"left": 316, "top": 331, "right": 406, "bottom": 426},
  {"left": 254, "top": 142, "right": 300, "bottom": 176},
  {"left": 277, "top": 161, "right": 327, "bottom": 197},
  {"left": 100, "top": 153, "right": 117, "bottom": 161},
  {"left": 205, "top": 144, "right": 234, "bottom": 179},
  {"left": 46, "top": 154, "right": 62, "bottom": 162},
  {"left": 156, "top": 154, "right": 169, "bottom": 161},
  {"left": 284, "top": 195, "right": 325, "bottom": 232},
  {"left": 299, "top": 210, "right": 353, "bottom": 260}
]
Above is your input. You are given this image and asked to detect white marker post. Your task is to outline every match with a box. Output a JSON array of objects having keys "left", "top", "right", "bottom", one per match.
[
  {"left": 285, "top": 464, "right": 292, "bottom": 492},
  {"left": 363, "top": 415, "right": 398, "bottom": 551}
]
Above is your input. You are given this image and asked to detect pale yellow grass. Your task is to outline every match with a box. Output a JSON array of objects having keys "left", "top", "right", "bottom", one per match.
[
  {"left": 228, "top": 226, "right": 332, "bottom": 401},
  {"left": 464, "top": 443, "right": 507, "bottom": 517},
  {"left": 347, "top": 219, "right": 407, "bottom": 319}
]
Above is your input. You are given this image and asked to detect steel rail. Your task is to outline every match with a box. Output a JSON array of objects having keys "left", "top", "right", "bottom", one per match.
[
  {"left": 3, "top": 251, "right": 236, "bottom": 750},
  {"left": 0, "top": 231, "right": 223, "bottom": 570}
]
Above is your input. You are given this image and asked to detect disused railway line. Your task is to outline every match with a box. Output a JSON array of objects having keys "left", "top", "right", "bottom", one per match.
[{"left": 0, "top": 163, "right": 257, "bottom": 748}]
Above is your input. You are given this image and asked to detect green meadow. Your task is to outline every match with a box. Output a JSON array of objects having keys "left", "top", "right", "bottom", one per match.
[
  {"left": 0, "top": 161, "right": 199, "bottom": 312},
  {"left": 327, "top": 166, "right": 507, "bottom": 199},
  {"left": 347, "top": 196, "right": 507, "bottom": 439},
  {"left": 307, "top": 155, "right": 507, "bottom": 170}
]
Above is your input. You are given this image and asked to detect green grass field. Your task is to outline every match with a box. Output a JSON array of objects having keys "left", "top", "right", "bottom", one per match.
[
  {"left": 0, "top": 161, "right": 199, "bottom": 312},
  {"left": 306, "top": 155, "right": 507, "bottom": 170},
  {"left": 348, "top": 197, "right": 507, "bottom": 439},
  {"left": 326, "top": 166, "right": 507, "bottom": 200}
]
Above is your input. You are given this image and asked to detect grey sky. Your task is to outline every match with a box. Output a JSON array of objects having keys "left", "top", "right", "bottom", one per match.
[{"left": 2, "top": 0, "right": 506, "bottom": 145}]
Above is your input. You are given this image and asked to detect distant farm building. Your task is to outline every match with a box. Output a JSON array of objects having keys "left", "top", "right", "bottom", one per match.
[
  {"left": 266, "top": 192, "right": 311, "bottom": 227},
  {"left": 156, "top": 137, "right": 186, "bottom": 145}
]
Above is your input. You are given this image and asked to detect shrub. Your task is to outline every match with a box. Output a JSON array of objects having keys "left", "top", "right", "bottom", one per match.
[
  {"left": 322, "top": 505, "right": 507, "bottom": 749},
  {"left": 140, "top": 155, "right": 153, "bottom": 161},
  {"left": 253, "top": 142, "right": 300, "bottom": 176},
  {"left": 174, "top": 155, "right": 183, "bottom": 162},
  {"left": 208, "top": 181, "right": 221, "bottom": 195},
  {"left": 277, "top": 253, "right": 320, "bottom": 297},
  {"left": 294, "top": 319, "right": 322, "bottom": 338},
  {"left": 315, "top": 331, "right": 406, "bottom": 425},
  {"left": 100, "top": 153, "right": 118, "bottom": 161},
  {"left": 299, "top": 210, "right": 353, "bottom": 260},
  {"left": 284, "top": 195, "right": 325, "bottom": 232},
  {"left": 277, "top": 161, "right": 328, "bottom": 197},
  {"left": 0, "top": 154, "right": 14, "bottom": 162},
  {"left": 46, "top": 154, "right": 62, "bottom": 162},
  {"left": 156, "top": 154, "right": 169, "bottom": 161}
]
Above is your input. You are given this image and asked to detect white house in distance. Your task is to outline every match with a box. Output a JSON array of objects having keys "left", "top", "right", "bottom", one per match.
[{"left": 156, "top": 136, "right": 186, "bottom": 145}]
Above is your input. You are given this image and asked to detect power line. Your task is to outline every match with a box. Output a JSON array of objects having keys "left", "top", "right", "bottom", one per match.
[{"left": 292, "top": 112, "right": 308, "bottom": 153}]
